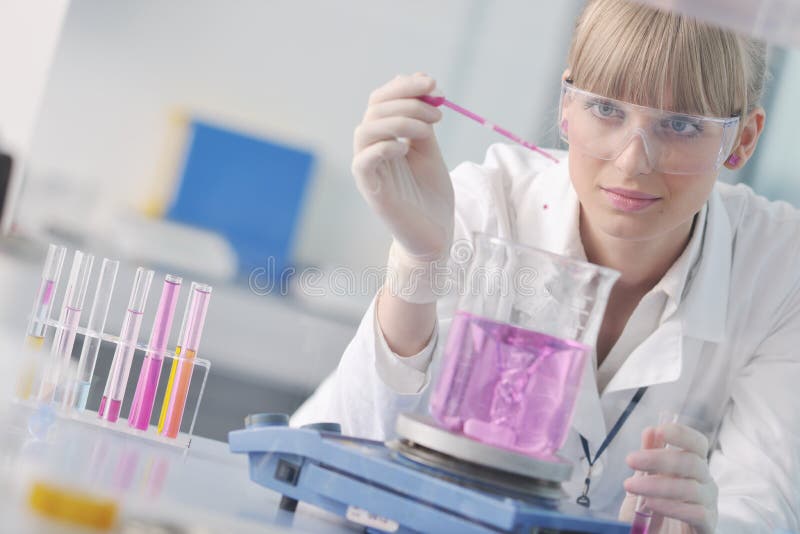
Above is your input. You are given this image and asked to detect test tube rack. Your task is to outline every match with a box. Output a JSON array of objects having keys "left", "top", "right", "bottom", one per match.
[
  {"left": 14, "top": 259, "right": 212, "bottom": 449},
  {"left": 16, "top": 320, "right": 211, "bottom": 449}
]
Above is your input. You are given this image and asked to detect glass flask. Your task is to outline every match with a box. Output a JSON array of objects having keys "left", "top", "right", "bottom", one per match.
[{"left": 430, "top": 233, "right": 619, "bottom": 457}]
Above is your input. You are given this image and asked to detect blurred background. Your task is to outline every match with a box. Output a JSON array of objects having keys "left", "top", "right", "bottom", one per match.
[{"left": 1, "top": 0, "right": 798, "bottom": 441}]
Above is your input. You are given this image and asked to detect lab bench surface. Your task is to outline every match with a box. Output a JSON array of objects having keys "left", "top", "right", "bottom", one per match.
[{"left": 0, "top": 404, "right": 359, "bottom": 533}]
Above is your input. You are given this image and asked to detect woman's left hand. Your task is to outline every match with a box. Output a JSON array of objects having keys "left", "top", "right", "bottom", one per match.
[{"left": 621, "top": 423, "right": 718, "bottom": 534}]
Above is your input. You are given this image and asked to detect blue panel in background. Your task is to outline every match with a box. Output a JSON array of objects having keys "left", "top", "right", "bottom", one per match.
[{"left": 167, "top": 120, "right": 314, "bottom": 280}]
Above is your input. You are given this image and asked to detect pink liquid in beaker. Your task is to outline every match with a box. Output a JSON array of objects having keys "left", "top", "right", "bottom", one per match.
[{"left": 430, "top": 311, "right": 588, "bottom": 456}]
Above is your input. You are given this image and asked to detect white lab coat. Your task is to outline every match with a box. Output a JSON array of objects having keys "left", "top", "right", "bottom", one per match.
[{"left": 292, "top": 144, "right": 800, "bottom": 533}]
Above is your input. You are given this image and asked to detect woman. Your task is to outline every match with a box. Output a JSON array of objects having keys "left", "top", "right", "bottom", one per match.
[{"left": 293, "top": 1, "right": 800, "bottom": 532}]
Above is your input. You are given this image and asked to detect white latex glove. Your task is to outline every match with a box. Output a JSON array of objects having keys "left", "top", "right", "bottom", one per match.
[
  {"left": 619, "top": 423, "right": 718, "bottom": 534},
  {"left": 352, "top": 74, "right": 454, "bottom": 303}
]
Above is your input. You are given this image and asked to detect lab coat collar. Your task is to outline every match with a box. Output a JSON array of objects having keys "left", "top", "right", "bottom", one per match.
[
  {"left": 652, "top": 202, "right": 706, "bottom": 313},
  {"left": 570, "top": 347, "right": 608, "bottom": 450},
  {"left": 677, "top": 186, "right": 731, "bottom": 343},
  {"left": 600, "top": 187, "right": 732, "bottom": 394},
  {"left": 602, "top": 315, "right": 684, "bottom": 393}
]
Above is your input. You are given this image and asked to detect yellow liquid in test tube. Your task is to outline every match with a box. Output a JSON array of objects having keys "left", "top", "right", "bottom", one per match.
[
  {"left": 160, "top": 348, "right": 196, "bottom": 438},
  {"left": 156, "top": 346, "right": 181, "bottom": 433},
  {"left": 26, "top": 335, "right": 45, "bottom": 349},
  {"left": 16, "top": 335, "right": 46, "bottom": 399}
]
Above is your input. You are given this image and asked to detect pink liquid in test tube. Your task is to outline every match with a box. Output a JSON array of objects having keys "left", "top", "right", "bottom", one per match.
[
  {"left": 630, "top": 510, "right": 652, "bottom": 534},
  {"left": 37, "top": 250, "right": 94, "bottom": 403},
  {"left": 99, "top": 267, "right": 154, "bottom": 423},
  {"left": 629, "top": 411, "right": 679, "bottom": 534},
  {"left": 26, "top": 244, "right": 66, "bottom": 343},
  {"left": 128, "top": 274, "right": 182, "bottom": 430}
]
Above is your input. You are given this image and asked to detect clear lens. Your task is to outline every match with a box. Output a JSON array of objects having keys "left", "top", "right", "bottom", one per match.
[{"left": 558, "top": 81, "right": 739, "bottom": 174}]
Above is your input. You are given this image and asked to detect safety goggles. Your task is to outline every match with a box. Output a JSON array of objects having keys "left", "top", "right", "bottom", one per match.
[{"left": 558, "top": 80, "right": 740, "bottom": 174}]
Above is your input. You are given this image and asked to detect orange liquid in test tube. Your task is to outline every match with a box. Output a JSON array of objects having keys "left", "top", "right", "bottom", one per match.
[{"left": 161, "top": 349, "right": 196, "bottom": 438}]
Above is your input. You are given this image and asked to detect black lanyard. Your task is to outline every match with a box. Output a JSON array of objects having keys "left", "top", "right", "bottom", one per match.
[{"left": 575, "top": 386, "right": 648, "bottom": 508}]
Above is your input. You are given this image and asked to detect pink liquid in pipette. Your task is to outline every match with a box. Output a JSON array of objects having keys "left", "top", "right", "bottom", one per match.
[
  {"left": 430, "top": 311, "right": 588, "bottom": 456},
  {"left": 418, "top": 95, "right": 560, "bottom": 163}
]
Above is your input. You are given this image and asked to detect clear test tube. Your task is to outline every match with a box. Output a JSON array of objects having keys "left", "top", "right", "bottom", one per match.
[
  {"left": 128, "top": 274, "right": 182, "bottom": 430},
  {"left": 69, "top": 258, "right": 120, "bottom": 411},
  {"left": 631, "top": 411, "right": 679, "bottom": 534},
  {"left": 99, "top": 267, "right": 154, "bottom": 422},
  {"left": 160, "top": 283, "right": 211, "bottom": 438},
  {"left": 25, "top": 244, "right": 67, "bottom": 347},
  {"left": 17, "top": 244, "right": 66, "bottom": 399},
  {"left": 38, "top": 250, "right": 95, "bottom": 403}
]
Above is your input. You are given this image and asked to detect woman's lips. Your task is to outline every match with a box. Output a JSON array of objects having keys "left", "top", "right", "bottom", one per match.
[{"left": 601, "top": 187, "right": 661, "bottom": 212}]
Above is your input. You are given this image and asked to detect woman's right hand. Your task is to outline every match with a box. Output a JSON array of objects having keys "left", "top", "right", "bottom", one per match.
[{"left": 352, "top": 73, "right": 454, "bottom": 261}]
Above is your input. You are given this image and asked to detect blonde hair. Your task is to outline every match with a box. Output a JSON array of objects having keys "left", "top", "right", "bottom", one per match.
[{"left": 567, "top": 0, "right": 767, "bottom": 120}]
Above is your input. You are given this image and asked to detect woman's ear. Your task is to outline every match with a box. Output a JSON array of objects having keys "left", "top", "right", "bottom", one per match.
[
  {"left": 724, "top": 107, "right": 766, "bottom": 170},
  {"left": 562, "top": 69, "right": 571, "bottom": 82}
]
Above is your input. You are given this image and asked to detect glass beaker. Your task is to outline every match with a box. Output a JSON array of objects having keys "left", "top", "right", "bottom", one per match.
[{"left": 430, "top": 233, "right": 619, "bottom": 457}]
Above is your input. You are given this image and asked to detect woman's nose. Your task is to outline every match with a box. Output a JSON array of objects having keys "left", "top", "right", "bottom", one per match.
[{"left": 613, "top": 130, "right": 654, "bottom": 176}]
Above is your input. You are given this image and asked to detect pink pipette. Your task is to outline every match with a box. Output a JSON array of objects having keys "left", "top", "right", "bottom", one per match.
[{"left": 418, "top": 94, "right": 560, "bottom": 163}]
